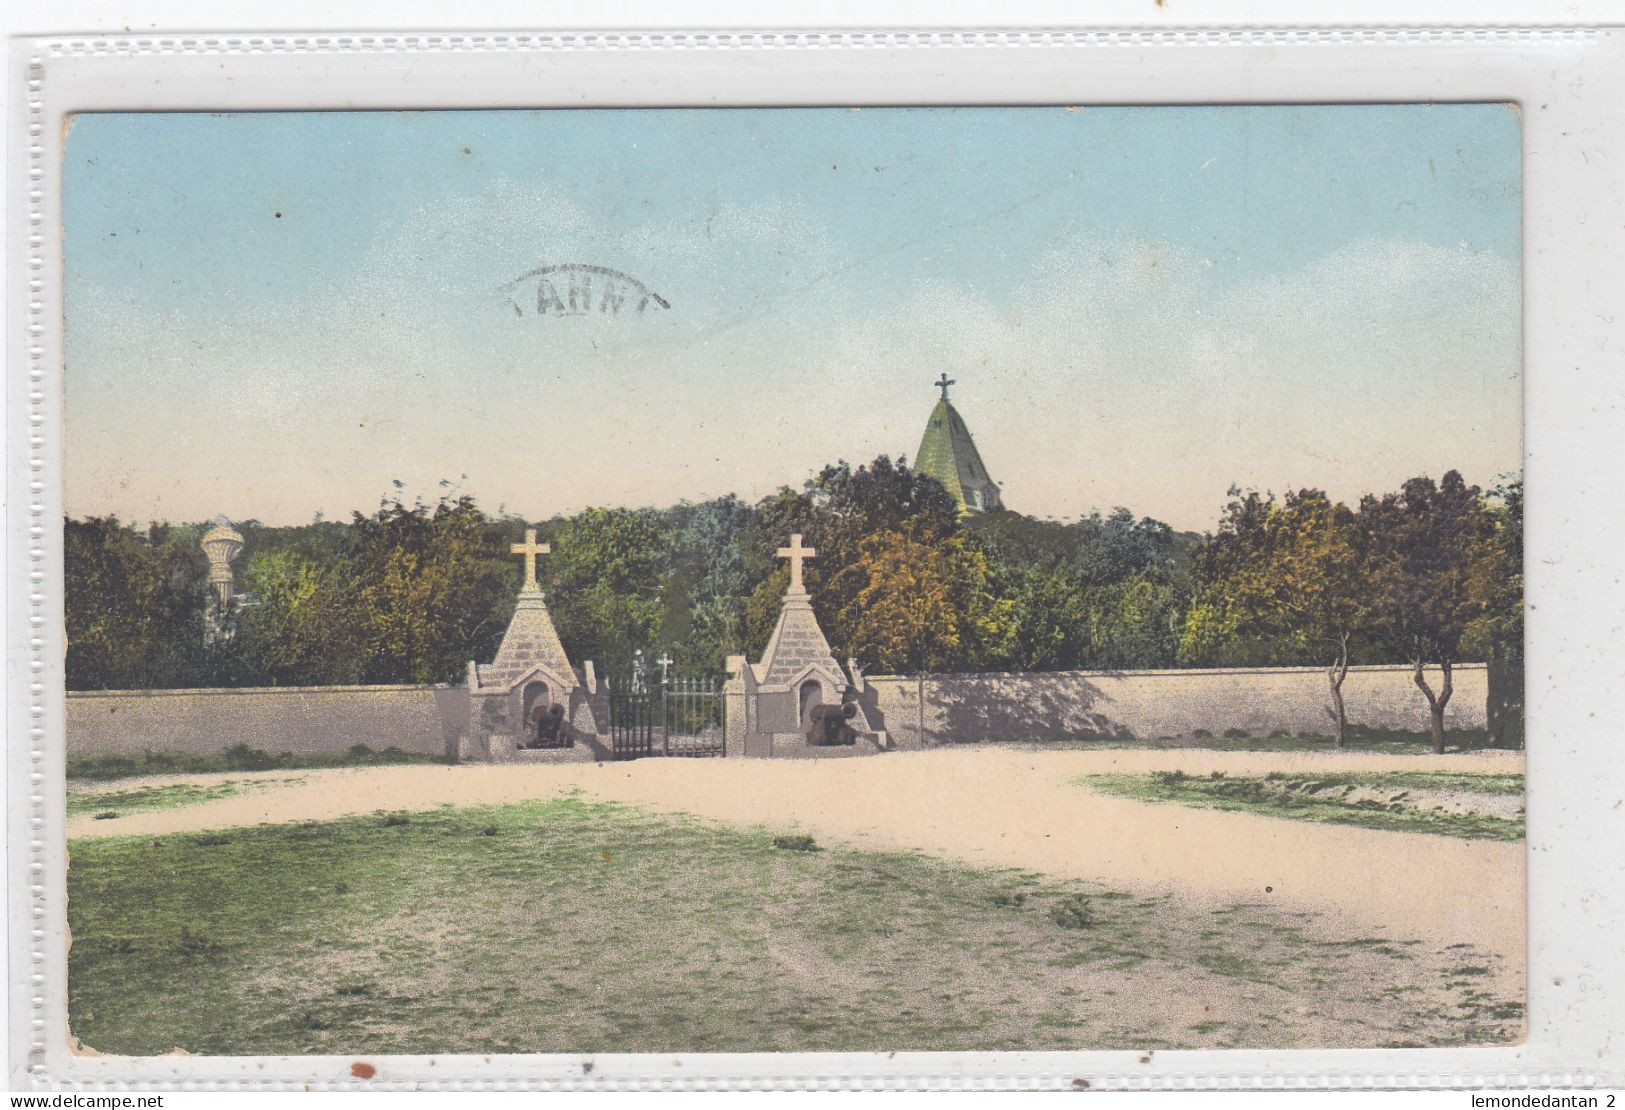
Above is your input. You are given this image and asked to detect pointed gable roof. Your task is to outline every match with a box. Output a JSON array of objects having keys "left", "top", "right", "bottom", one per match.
[
  {"left": 757, "top": 593, "right": 845, "bottom": 691},
  {"left": 473, "top": 591, "right": 580, "bottom": 693},
  {"left": 916, "top": 396, "right": 1002, "bottom": 516}
]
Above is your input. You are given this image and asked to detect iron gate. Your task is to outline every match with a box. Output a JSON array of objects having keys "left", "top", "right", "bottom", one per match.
[
  {"left": 607, "top": 688, "right": 656, "bottom": 759},
  {"left": 608, "top": 675, "right": 725, "bottom": 759}
]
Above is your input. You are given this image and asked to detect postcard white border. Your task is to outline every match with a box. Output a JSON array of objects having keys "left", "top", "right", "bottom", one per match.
[{"left": 9, "top": 26, "right": 1624, "bottom": 1090}]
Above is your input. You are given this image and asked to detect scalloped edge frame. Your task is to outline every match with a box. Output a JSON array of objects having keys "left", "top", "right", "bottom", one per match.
[{"left": 10, "top": 25, "right": 1625, "bottom": 1092}]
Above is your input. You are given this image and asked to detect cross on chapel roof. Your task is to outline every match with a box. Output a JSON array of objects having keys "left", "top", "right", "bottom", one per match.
[
  {"left": 510, "top": 528, "right": 551, "bottom": 595},
  {"left": 936, "top": 373, "right": 956, "bottom": 402},
  {"left": 776, "top": 533, "right": 816, "bottom": 596}
]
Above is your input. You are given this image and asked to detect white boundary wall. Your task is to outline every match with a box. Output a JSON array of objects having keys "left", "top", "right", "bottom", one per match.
[
  {"left": 65, "top": 684, "right": 470, "bottom": 757},
  {"left": 64, "top": 665, "right": 1487, "bottom": 758},
  {"left": 862, "top": 664, "right": 1488, "bottom": 748}
]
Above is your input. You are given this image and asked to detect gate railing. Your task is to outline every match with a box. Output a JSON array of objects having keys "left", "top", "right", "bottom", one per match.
[
  {"left": 607, "top": 674, "right": 725, "bottom": 759},
  {"left": 607, "top": 690, "right": 656, "bottom": 759},
  {"left": 662, "top": 675, "right": 726, "bottom": 757}
]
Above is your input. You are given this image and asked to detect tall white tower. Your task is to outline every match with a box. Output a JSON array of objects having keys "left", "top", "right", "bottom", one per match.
[{"left": 200, "top": 515, "right": 244, "bottom": 632}]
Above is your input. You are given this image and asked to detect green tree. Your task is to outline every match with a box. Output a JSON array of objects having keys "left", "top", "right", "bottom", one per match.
[
  {"left": 658, "top": 496, "right": 754, "bottom": 672},
  {"left": 335, "top": 497, "right": 515, "bottom": 684},
  {"left": 1179, "top": 490, "right": 1283, "bottom": 667},
  {"left": 1273, "top": 492, "right": 1368, "bottom": 746},
  {"left": 545, "top": 507, "right": 671, "bottom": 676},
  {"left": 742, "top": 456, "right": 959, "bottom": 662},
  {"left": 1070, "top": 507, "right": 1179, "bottom": 585},
  {"left": 743, "top": 564, "right": 793, "bottom": 662},
  {"left": 64, "top": 517, "right": 210, "bottom": 689},
  {"left": 1360, "top": 472, "right": 1494, "bottom": 752},
  {"left": 967, "top": 506, "right": 1186, "bottom": 672},
  {"left": 1084, "top": 573, "right": 1184, "bottom": 671},
  {"left": 234, "top": 549, "right": 337, "bottom": 684},
  {"left": 995, "top": 563, "right": 1093, "bottom": 670},
  {"left": 1463, "top": 477, "right": 1523, "bottom": 747},
  {"left": 961, "top": 510, "right": 1078, "bottom": 573}
]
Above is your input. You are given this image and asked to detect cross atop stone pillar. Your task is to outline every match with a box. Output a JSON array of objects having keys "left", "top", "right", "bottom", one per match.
[
  {"left": 777, "top": 533, "right": 817, "bottom": 597},
  {"left": 510, "top": 528, "right": 551, "bottom": 596}
]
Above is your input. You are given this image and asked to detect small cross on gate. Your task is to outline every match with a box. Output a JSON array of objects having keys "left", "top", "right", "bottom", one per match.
[
  {"left": 510, "top": 528, "right": 551, "bottom": 594},
  {"left": 777, "top": 533, "right": 817, "bottom": 595},
  {"left": 935, "top": 372, "right": 955, "bottom": 402}
]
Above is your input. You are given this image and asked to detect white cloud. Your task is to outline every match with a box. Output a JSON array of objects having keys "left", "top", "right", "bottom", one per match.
[
  {"left": 66, "top": 207, "right": 1521, "bottom": 531},
  {"left": 831, "top": 233, "right": 1520, "bottom": 527}
]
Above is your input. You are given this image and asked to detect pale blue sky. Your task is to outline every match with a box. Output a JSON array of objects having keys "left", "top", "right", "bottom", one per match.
[{"left": 63, "top": 105, "right": 1521, "bottom": 530}]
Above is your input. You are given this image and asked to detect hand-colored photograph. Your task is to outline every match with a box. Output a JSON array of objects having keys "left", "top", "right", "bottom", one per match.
[{"left": 61, "top": 105, "right": 1524, "bottom": 1055}]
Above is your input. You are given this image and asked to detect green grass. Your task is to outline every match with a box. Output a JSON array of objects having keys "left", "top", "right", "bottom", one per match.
[
  {"left": 67, "top": 796, "right": 1522, "bottom": 1054},
  {"left": 1079, "top": 770, "right": 1525, "bottom": 841},
  {"left": 66, "top": 780, "right": 280, "bottom": 819},
  {"left": 66, "top": 743, "right": 455, "bottom": 782}
]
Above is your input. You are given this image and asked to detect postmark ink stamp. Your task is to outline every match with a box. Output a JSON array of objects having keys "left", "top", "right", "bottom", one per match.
[{"left": 502, "top": 263, "right": 670, "bottom": 318}]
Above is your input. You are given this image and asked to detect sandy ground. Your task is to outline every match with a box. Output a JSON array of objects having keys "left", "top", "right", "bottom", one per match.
[{"left": 68, "top": 746, "right": 1525, "bottom": 985}]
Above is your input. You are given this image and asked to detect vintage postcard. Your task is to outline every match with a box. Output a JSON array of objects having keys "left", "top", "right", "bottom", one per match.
[{"left": 56, "top": 103, "right": 1525, "bottom": 1062}]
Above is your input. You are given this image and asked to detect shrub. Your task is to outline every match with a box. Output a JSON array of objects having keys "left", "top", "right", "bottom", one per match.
[
  {"left": 772, "top": 834, "right": 820, "bottom": 852},
  {"left": 1050, "top": 893, "right": 1094, "bottom": 930},
  {"left": 1192, "top": 729, "right": 1213, "bottom": 739},
  {"left": 382, "top": 813, "right": 411, "bottom": 827},
  {"left": 66, "top": 754, "right": 142, "bottom": 779},
  {"left": 221, "top": 743, "right": 283, "bottom": 772},
  {"left": 1222, "top": 728, "right": 1251, "bottom": 739},
  {"left": 991, "top": 891, "right": 1028, "bottom": 908},
  {"left": 92, "top": 811, "right": 120, "bottom": 820}
]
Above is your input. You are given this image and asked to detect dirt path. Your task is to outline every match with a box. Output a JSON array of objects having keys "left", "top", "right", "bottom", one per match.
[{"left": 68, "top": 747, "right": 1525, "bottom": 981}]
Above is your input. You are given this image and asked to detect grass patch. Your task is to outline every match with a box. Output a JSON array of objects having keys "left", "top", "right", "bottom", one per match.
[
  {"left": 66, "top": 743, "right": 455, "bottom": 782},
  {"left": 67, "top": 780, "right": 273, "bottom": 819},
  {"left": 1078, "top": 771, "right": 1524, "bottom": 841},
  {"left": 68, "top": 796, "right": 1522, "bottom": 1054}
]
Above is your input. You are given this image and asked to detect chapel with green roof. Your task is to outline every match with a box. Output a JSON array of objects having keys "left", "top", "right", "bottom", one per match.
[{"left": 914, "top": 373, "right": 1004, "bottom": 516}]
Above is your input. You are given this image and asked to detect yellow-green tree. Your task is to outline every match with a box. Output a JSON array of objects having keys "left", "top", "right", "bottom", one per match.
[
  {"left": 235, "top": 549, "right": 330, "bottom": 684},
  {"left": 740, "top": 456, "right": 961, "bottom": 663},
  {"left": 829, "top": 529, "right": 1013, "bottom": 673},
  {"left": 1182, "top": 489, "right": 1368, "bottom": 745},
  {"left": 337, "top": 496, "right": 516, "bottom": 684}
]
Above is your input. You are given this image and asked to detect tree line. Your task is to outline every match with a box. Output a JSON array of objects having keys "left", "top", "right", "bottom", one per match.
[{"left": 64, "top": 457, "right": 1521, "bottom": 749}]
